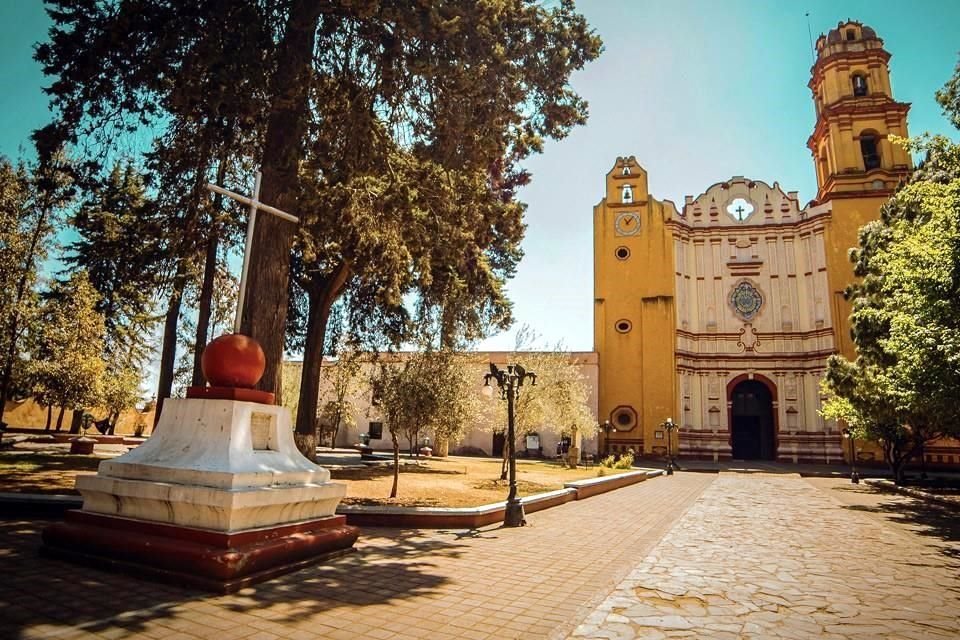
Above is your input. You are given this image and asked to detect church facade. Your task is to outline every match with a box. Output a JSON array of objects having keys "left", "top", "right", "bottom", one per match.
[{"left": 594, "top": 21, "right": 914, "bottom": 463}]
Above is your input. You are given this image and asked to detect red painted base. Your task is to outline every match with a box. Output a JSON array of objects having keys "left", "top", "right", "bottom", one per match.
[
  {"left": 41, "top": 511, "right": 359, "bottom": 593},
  {"left": 185, "top": 385, "right": 276, "bottom": 405}
]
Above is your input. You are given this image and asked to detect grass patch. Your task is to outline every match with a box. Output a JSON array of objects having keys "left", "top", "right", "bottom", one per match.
[{"left": 0, "top": 451, "right": 102, "bottom": 495}]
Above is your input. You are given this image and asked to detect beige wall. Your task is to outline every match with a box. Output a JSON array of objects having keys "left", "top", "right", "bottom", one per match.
[{"left": 284, "top": 352, "right": 599, "bottom": 456}]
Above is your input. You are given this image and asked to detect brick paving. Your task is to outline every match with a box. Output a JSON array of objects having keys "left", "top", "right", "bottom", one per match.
[
  {"left": 572, "top": 473, "right": 960, "bottom": 639},
  {"left": 0, "top": 473, "right": 714, "bottom": 640}
]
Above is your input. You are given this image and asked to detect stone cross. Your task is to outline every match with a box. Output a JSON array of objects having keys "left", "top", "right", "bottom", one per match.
[{"left": 206, "top": 171, "right": 299, "bottom": 333}]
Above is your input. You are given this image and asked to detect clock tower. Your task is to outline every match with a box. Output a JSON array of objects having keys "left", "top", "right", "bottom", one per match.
[{"left": 593, "top": 157, "right": 678, "bottom": 456}]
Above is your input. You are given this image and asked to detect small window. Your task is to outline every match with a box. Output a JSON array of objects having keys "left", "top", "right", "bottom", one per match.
[
  {"left": 621, "top": 166, "right": 631, "bottom": 176},
  {"left": 615, "top": 319, "right": 632, "bottom": 333},
  {"left": 852, "top": 74, "right": 868, "bottom": 97},
  {"left": 368, "top": 421, "right": 383, "bottom": 440},
  {"left": 615, "top": 246, "right": 630, "bottom": 260},
  {"left": 621, "top": 184, "right": 633, "bottom": 203},
  {"left": 860, "top": 134, "right": 880, "bottom": 170},
  {"left": 846, "top": 29, "right": 856, "bottom": 41},
  {"left": 611, "top": 406, "right": 637, "bottom": 431}
]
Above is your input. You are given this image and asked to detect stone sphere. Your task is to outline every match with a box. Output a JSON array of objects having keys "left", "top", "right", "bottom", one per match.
[{"left": 201, "top": 334, "right": 266, "bottom": 388}]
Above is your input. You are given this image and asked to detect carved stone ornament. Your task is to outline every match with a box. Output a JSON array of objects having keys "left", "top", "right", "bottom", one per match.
[{"left": 729, "top": 279, "right": 763, "bottom": 321}]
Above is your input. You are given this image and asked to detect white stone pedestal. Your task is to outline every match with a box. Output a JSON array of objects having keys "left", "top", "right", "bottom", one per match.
[
  {"left": 43, "top": 398, "right": 357, "bottom": 592},
  {"left": 76, "top": 398, "right": 345, "bottom": 531}
]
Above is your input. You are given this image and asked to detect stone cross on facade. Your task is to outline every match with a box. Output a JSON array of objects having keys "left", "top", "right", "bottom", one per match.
[{"left": 206, "top": 171, "right": 299, "bottom": 333}]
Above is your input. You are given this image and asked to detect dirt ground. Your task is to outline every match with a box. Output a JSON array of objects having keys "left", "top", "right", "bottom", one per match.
[
  {"left": 333, "top": 455, "right": 597, "bottom": 507},
  {"left": 0, "top": 447, "right": 599, "bottom": 507}
]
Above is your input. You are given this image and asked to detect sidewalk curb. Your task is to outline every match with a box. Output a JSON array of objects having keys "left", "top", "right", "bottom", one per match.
[
  {"left": 1, "top": 469, "right": 665, "bottom": 526},
  {"left": 864, "top": 478, "right": 960, "bottom": 509}
]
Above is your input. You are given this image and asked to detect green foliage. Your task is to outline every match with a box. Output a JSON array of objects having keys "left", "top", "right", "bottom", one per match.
[
  {"left": 63, "top": 161, "right": 162, "bottom": 364},
  {"left": 484, "top": 326, "right": 596, "bottom": 444},
  {"left": 0, "top": 160, "right": 40, "bottom": 400},
  {"left": 823, "top": 129, "right": 960, "bottom": 482},
  {"left": 29, "top": 272, "right": 107, "bottom": 413},
  {"left": 598, "top": 452, "right": 634, "bottom": 470},
  {"left": 35, "top": 1, "right": 603, "bottom": 446},
  {"left": 936, "top": 53, "right": 960, "bottom": 131},
  {"left": 99, "top": 364, "right": 142, "bottom": 421},
  {"left": 375, "top": 347, "right": 480, "bottom": 496},
  {"left": 0, "top": 153, "right": 74, "bottom": 420},
  {"left": 317, "top": 341, "right": 363, "bottom": 448}
]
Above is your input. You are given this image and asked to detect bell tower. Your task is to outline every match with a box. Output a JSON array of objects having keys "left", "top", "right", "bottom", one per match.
[
  {"left": 808, "top": 20, "right": 912, "bottom": 201},
  {"left": 808, "top": 21, "right": 912, "bottom": 357}
]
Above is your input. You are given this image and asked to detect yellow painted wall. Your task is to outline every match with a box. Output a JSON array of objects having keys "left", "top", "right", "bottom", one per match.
[
  {"left": 594, "top": 158, "right": 676, "bottom": 453},
  {"left": 821, "top": 195, "right": 891, "bottom": 359},
  {"left": 2, "top": 398, "right": 155, "bottom": 436}
]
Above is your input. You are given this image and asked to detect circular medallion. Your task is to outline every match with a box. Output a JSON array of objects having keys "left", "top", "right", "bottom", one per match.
[
  {"left": 615, "top": 212, "right": 641, "bottom": 236},
  {"left": 730, "top": 280, "right": 763, "bottom": 321}
]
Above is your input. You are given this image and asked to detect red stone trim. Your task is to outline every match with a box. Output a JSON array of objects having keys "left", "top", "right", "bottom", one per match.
[
  {"left": 676, "top": 350, "right": 836, "bottom": 362},
  {"left": 186, "top": 385, "right": 276, "bottom": 404},
  {"left": 42, "top": 511, "right": 358, "bottom": 593},
  {"left": 666, "top": 212, "right": 830, "bottom": 234}
]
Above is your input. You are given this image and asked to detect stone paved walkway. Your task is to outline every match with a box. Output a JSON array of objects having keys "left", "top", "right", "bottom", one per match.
[
  {"left": 571, "top": 473, "right": 960, "bottom": 639},
  {"left": 0, "top": 473, "right": 714, "bottom": 640}
]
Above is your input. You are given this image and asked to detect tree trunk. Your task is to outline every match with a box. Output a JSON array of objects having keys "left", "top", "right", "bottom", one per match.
[
  {"left": 154, "top": 263, "right": 188, "bottom": 427},
  {"left": 242, "top": 0, "right": 325, "bottom": 400},
  {"left": 293, "top": 262, "right": 350, "bottom": 459},
  {"left": 191, "top": 160, "right": 228, "bottom": 387},
  {"left": 435, "top": 436, "right": 449, "bottom": 457},
  {"left": 331, "top": 419, "right": 340, "bottom": 450},
  {"left": 45, "top": 405, "right": 52, "bottom": 430},
  {"left": 191, "top": 219, "right": 220, "bottom": 385},
  {"left": 55, "top": 406, "right": 65, "bottom": 431},
  {"left": 69, "top": 409, "right": 83, "bottom": 434},
  {"left": 390, "top": 431, "right": 400, "bottom": 498}
]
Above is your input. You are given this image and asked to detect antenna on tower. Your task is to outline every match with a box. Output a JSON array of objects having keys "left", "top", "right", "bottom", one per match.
[{"left": 805, "top": 12, "right": 815, "bottom": 64}]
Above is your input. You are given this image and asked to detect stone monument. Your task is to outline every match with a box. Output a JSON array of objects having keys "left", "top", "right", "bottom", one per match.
[{"left": 42, "top": 334, "right": 358, "bottom": 593}]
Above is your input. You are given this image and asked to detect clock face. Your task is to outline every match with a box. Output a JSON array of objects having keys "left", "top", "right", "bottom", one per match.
[{"left": 615, "top": 212, "right": 641, "bottom": 236}]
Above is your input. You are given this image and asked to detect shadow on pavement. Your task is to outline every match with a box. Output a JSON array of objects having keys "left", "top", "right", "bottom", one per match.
[
  {"left": 0, "top": 518, "right": 465, "bottom": 638},
  {"left": 833, "top": 484, "right": 960, "bottom": 560}
]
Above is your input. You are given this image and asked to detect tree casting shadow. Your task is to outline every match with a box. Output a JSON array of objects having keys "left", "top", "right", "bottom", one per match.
[{"left": 0, "top": 518, "right": 465, "bottom": 638}]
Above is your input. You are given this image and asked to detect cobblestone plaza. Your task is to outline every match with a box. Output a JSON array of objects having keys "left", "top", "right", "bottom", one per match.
[{"left": 2, "top": 472, "right": 957, "bottom": 639}]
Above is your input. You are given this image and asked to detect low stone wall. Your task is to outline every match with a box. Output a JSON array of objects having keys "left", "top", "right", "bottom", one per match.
[{"left": 338, "top": 469, "right": 661, "bottom": 528}]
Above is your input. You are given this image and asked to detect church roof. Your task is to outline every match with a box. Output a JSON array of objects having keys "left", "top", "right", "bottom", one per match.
[{"left": 679, "top": 176, "right": 807, "bottom": 226}]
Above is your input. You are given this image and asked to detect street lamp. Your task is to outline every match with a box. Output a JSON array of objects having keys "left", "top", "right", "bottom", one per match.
[
  {"left": 661, "top": 418, "right": 678, "bottom": 475},
  {"left": 842, "top": 428, "right": 860, "bottom": 484},
  {"left": 599, "top": 420, "right": 614, "bottom": 456},
  {"left": 485, "top": 362, "right": 537, "bottom": 527}
]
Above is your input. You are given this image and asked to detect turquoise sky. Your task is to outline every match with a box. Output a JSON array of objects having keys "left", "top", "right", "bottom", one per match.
[{"left": 2, "top": 1, "right": 959, "bottom": 354}]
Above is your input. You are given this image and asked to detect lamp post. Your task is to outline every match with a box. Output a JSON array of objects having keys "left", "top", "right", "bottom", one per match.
[
  {"left": 842, "top": 428, "right": 860, "bottom": 484},
  {"left": 485, "top": 362, "right": 537, "bottom": 527},
  {"left": 599, "top": 420, "right": 614, "bottom": 456},
  {"left": 661, "top": 418, "right": 678, "bottom": 475}
]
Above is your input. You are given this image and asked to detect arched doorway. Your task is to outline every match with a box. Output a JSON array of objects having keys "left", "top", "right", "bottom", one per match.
[{"left": 729, "top": 380, "right": 776, "bottom": 460}]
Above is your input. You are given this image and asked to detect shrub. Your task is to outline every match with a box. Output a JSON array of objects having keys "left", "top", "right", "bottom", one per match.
[
  {"left": 451, "top": 445, "right": 488, "bottom": 457},
  {"left": 614, "top": 451, "right": 634, "bottom": 469}
]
